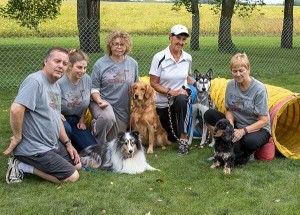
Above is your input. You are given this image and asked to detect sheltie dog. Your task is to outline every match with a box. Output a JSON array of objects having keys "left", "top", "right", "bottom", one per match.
[{"left": 79, "top": 131, "right": 159, "bottom": 174}]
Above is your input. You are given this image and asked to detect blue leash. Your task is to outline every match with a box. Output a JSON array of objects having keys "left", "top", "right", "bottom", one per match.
[{"left": 82, "top": 165, "right": 102, "bottom": 174}]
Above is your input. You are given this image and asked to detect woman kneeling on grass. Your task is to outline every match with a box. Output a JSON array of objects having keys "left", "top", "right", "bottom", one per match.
[{"left": 204, "top": 53, "right": 271, "bottom": 159}]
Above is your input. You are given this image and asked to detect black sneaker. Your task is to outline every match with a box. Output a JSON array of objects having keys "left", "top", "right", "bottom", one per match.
[{"left": 177, "top": 139, "right": 189, "bottom": 155}]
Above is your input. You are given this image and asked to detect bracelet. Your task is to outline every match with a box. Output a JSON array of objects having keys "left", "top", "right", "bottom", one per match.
[
  {"left": 166, "top": 88, "right": 171, "bottom": 96},
  {"left": 243, "top": 127, "right": 248, "bottom": 135},
  {"left": 63, "top": 139, "right": 71, "bottom": 145}
]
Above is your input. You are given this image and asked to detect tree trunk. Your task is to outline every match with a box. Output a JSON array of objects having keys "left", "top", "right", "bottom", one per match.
[
  {"left": 77, "top": 0, "right": 102, "bottom": 53},
  {"left": 218, "top": 0, "right": 237, "bottom": 52},
  {"left": 281, "top": 0, "right": 294, "bottom": 48},
  {"left": 190, "top": 0, "right": 200, "bottom": 51}
]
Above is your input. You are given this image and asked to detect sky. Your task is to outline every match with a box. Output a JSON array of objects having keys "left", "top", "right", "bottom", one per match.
[{"left": 263, "top": 0, "right": 283, "bottom": 4}]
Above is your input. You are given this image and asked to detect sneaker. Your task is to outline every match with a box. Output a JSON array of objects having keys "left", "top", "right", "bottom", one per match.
[
  {"left": 6, "top": 157, "right": 24, "bottom": 184},
  {"left": 249, "top": 153, "right": 256, "bottom": 161},
  {"left": 177, "top": 139, "right": 189, "bottom": 155}
]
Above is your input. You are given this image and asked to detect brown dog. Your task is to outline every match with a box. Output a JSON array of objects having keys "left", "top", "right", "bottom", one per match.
[{"left": 130, "top": 82, "right": 171, "bottom": 154}]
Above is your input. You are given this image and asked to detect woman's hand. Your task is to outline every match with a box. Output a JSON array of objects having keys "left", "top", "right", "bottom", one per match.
[
  {"left": 60, "top": 114, "right": 66, "bottom": 121},
  {"left": 232, "top": 128, "right": 246, "bottom": 143},
  {"left": 97, "top": 99, "right": 108, "bottom": 109},
  {"left": 169, "top": 88, "right": 188, "bottom": 97},
  {"left": 77, "top": 120, "right": 86, "bottom": 130}
]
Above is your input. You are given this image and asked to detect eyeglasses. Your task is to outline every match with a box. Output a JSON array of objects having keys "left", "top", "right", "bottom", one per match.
[{"left": 112, "top": 43, "right": 125, "bottom": 48}]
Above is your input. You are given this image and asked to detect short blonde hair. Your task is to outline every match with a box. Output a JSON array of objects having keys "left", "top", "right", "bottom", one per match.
[
  {"left": 106, "top": 30, "right": 132, "bottom": 56},
  {"left": 230, "top": 53, "right": 250, "bottom": 71}
]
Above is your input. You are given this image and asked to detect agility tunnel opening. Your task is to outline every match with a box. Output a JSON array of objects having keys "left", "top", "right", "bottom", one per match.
[{"left": 211, "top": 78, "right": 300, "bottom": 159}]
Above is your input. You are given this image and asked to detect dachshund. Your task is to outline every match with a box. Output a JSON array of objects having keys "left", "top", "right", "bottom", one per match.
[
  {"left": 211, "top": 118, "right": 249, "bottom": 174},
  {"left": 130, "top": 82, "right": 171, "bottom": 154}
]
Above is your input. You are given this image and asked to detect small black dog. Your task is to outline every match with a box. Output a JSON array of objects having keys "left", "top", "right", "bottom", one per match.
[{"left": 211, "top": 119, "right": 249, "bottom": 174}]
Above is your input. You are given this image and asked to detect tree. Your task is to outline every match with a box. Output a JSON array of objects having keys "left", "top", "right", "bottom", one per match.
[
  {"left": 210, "top": 0, "right": 265, "bottom": 52},
  {"left": 0, "top": 0, "right": 102, "bottom": 53},
  {"left": 0, "top": 0, "right": 62, "bottom": 31},
  {"left": 218, "top": 0, "right": 237, "bottom": 52},
  {"left": 77, "top": 0, "right": 101, "bottom": 53},
  {"left": 281, "top": 0, "right": 294, "bottom": 48},
  {"left": 172, "top": 0, "right": 200, "bottom": 50}
]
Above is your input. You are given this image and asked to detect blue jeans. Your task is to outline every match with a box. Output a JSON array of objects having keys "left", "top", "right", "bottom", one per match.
[{"left": 63, "top": 115, "right": 97, "bottom": 152}]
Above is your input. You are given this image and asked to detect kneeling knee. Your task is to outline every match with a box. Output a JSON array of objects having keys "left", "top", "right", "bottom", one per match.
[{"left": 64, "top": 170, "right": 80, "bottom": 183}]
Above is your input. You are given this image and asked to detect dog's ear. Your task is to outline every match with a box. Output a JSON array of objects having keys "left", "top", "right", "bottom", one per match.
[
  {"left": 222, "top": 124, "right": 234, "bottom": 142},
  {"left": 131, "top": 130, "right": 140, "bottom": 138},
  {"left": 145, "top": 84, "right": 154, "bottom": 100},
  {"left": 130, "top": 83, "right": 136, "bottom": 97},
  {"left": 206, "top": 68, "right": 213, "bottom": 80},
  {"left": 194, "top": 69, "right": 200, "bottom": 81},
  {"left": 118, "top": 131, "right": 126, "bottom": 140}
]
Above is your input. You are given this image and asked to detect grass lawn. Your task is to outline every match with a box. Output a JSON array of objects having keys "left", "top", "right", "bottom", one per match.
[{"left": 1, "top": 1, "right": 300, "bottom": 214}]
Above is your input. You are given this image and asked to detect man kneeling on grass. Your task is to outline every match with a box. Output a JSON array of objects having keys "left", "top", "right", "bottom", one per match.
[{"left": 3, "top": 47, "right": 81, "bottom": 184}]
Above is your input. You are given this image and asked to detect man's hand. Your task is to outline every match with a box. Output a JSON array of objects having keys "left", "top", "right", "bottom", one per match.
[
  {"left": 3, "top": 136, "right": 21, "bottom": 155},
  {"left": 65, "top": 143, "right": 81, "bottom": 164}
]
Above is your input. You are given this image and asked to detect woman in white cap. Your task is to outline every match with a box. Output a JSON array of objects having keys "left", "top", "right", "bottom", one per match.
[{"left": 149, "top": 24, "right": 196, "bottom": 155}]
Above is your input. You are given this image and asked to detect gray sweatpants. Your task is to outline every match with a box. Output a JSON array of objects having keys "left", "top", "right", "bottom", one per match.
[{"left": 89, "top": 101, "right": 128, "bottom": 145}]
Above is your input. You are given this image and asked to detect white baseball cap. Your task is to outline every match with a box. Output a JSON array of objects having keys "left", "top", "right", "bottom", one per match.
[{"left": 170, "top": 24, "right": 189, "bottom": 37}]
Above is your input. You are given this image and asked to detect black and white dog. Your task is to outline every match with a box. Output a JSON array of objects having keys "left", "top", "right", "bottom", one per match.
[
  {"left": 79, "top": 131, "right": 159, "bottom": 174},
  {"left": 188, "top": 68, "right": 215, "bottom": 147},
  {"left": 211, "top": 119, "right": 249, "bottom": 174}
]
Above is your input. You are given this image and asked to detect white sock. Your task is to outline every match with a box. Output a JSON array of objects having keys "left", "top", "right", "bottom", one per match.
[{"left": 18, "top": 162, "right": 34, "bottom": 174}]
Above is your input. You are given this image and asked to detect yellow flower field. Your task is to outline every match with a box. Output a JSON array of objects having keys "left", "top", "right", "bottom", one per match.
[{"left": 0, "top": 0, "right": 299, "bottom": 37}]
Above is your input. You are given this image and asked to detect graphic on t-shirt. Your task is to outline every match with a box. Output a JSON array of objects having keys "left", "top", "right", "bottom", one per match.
[
  {"left": 66, "top": 89, "right": 86, "bottom": 107},
  {"left": 227, "top": 94, "right": 253, "bottom": 113},
  {"left": 108, "top": 68, "right": 129, "bottom": 84},
  {"left": 48, "top": 91, "right": 60, "bottom": 110}
]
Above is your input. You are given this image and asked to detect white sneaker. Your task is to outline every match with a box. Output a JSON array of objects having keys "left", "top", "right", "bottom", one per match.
[{"left": 6, "top": 157, "right": 24, "bottom": 184}]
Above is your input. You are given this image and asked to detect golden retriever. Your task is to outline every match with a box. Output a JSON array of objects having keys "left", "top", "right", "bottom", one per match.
[{"left": 130, "top": 82, "right": 171, "bottom": 154}]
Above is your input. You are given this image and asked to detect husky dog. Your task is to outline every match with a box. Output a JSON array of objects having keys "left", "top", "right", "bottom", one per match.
[{"left": 188, "top": 68, "right": 215, "bottom": 147}]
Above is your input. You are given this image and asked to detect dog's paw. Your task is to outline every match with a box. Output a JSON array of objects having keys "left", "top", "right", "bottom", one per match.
[
  {"left": 147, "top": 148, "right": 154, "bottom": 154},
  {"left": 223, "top": 167, "right": 231, "bottom": 174},
  {"left": 210, "top": 163, "right": 218, "bottom": 169},
  {"left": 161, "top": 146, "right": 166, "bottom": 150}
]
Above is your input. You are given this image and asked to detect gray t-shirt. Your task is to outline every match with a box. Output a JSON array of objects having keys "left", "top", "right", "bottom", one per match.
[
  {"left": 225, "top": 77, "right": 271, "bottom": 133},
  {"left": 57, "top": 73, "right": 92, "bottom": 118},
  {"left": 91, "top": 54, "right": 139, "bottom": 123},
  {"left": 13, "top": 71, "right": 61, "bottom": 156}
]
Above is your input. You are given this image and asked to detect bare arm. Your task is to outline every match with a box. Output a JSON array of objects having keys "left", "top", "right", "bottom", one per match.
[
  {"left": 91, "top": 91, "right": 108, "bottom": 109},
  {"left": 59, "top": 121, "right": 80, "bottom": 165},
  {"left": 225, "top": 110, "right": 235, "bottom": 127},
  {"left": 187, "top": 75, "right": 195, "bottom": 85},
  {"left": 3, "top": 103, "right": 25, "bottom": 155}
]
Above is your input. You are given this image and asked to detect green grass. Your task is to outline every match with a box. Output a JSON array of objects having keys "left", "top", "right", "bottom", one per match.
[{"left": 1, "top": 103, "right": 300, "bottom": 215}]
